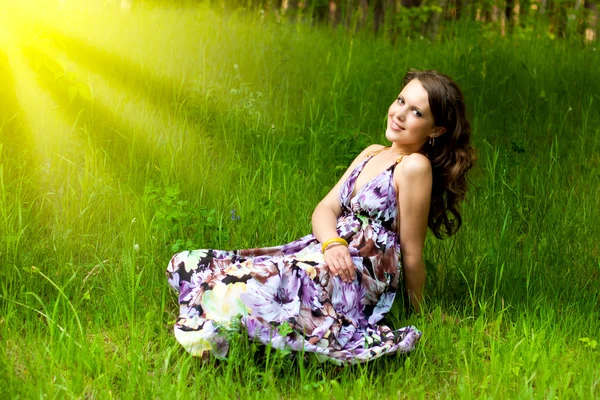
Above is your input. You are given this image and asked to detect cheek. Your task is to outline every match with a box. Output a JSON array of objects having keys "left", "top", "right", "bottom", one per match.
[
  {"left": 413, "top": 117, "right": 430, "bottom": 129},
  {"left": 407, "top": 119, "right": 431, "bottom": 135},
  {"left": 407, "top": 116, "right": 422, "bottom": 127}
]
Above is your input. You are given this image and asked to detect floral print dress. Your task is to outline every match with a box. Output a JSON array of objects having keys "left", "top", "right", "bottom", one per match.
[{"left": 166, "top": 152, "right": 422, "bottom": 364}]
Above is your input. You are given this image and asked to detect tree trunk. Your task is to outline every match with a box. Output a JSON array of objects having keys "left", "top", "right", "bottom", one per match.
[
  {"left": 329, "top": 0, "right": 341, "bottom": 26},
  {"left": 402, "top": 0, "right": 423, "bottom": 8},
  {"left": 520, "top": 0, "right": 531, "bottom": 26},
  {"left": 285, "top": 0, "right": 298, "bottom": 10},
  {"left": 306, "top": 0, "right": 330, "bottom": 24},
  {"left": 430, "top": 0, "right": 449, "bottom": 38},
  {"left": 584, "top": 0, "right": 598, "bottom": 41},
  {"left": 357, "top": 0, "right": 369, "bottom": 30},
  {"left": 454, "top": 0, "right": 471, "bottom": 20},
  {"left": 505, "top": 0, "right": 514, "bottom": 25},
  {"left": 374, "top": 0, "right": 385, "bottom": 33}
]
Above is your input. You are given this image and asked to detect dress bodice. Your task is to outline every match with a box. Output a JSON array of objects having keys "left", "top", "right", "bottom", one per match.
[{"left": 339, "top": 154, "right": 400, "bottom": 232}]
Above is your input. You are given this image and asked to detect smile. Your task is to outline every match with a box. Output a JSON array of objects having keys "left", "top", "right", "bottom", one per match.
[{"left": 390, "top": 119, "right": 404, "bottom": 131}]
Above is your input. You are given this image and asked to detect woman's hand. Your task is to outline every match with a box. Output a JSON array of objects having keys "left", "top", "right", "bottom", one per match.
[{"left": 323, "top": 244, "right": 355, "bottom": 283}]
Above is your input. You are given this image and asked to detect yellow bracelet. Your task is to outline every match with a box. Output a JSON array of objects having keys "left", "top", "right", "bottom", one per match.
[
  {"left": 323, "top": 242, "right": 345, "bottom": 252},
  {"left": 321, "top": 237, "right": 348, "bottom": 253}
]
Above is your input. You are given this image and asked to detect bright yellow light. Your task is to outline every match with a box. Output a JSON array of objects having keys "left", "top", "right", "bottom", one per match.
[{"left": 1, "top": 0, "right": 217, "bottom": 175}]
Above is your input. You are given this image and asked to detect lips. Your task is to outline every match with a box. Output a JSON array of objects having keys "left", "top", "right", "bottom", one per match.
[{"left": 389, "top": 119, "right": 404, "bottom": 131}]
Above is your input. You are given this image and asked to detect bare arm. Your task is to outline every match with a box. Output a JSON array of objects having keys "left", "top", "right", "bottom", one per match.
[
  {"left": 395, "top": 154, "right": 432, "bottom": 313},
  {"left": 312, "top": 144, "right": 385, "bottom": 282}
]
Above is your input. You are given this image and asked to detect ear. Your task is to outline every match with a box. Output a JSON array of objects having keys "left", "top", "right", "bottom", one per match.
[{"left": 432, "top": 127, "right": 446, "bottom": 137}]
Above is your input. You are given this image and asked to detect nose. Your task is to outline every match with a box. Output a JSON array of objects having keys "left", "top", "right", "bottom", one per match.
[{"left": 394, "top": 106, "right": 406, "bottom": 121}]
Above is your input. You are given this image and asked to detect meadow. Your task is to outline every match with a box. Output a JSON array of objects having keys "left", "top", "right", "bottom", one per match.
[{"left": 0, "top": 1, "right": 599, "bottom": 398}]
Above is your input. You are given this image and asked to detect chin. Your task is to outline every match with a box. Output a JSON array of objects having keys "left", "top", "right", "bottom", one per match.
[{"left": 385, "top": 129, "right": 400, "bottom": 142}]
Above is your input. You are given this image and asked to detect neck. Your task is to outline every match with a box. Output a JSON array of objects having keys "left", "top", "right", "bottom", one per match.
[{"left": 388, "top": 142, "right": 425, "bottom": 155}]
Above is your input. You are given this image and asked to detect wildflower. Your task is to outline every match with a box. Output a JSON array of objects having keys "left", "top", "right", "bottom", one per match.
[
  {"left": 230, "top": 209, "right": 241, "bottom": 221},
  {"left": 134, "top": 244, "right": 140, "bottom": 252}
]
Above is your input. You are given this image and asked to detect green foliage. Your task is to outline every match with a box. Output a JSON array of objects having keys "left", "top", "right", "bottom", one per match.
[
  {"left": 392, "top": 4, "right": 443, "bottom": 37},
  {"left": 142, "top": 182, "right": 228, "bottom": 252},
  {"left": 216, "top": 0, "right": 599, "bottom": 44},
  {"left": 29, "top": 50, "right": 92, "bottom": 106},
  {"left": 0, "top": 2, "right": 599, "bottom": 399},
  {"left": 579, "top": 337, "right": 598, "bottom": 350}
]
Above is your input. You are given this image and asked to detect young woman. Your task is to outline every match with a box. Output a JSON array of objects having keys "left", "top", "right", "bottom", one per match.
[{"left": 166, "top": 70, "right": 475, "bottom": 364}]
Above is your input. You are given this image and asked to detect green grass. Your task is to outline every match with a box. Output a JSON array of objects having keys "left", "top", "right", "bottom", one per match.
[{"left": 1, "top": 1, "right": 599, "bottom": 398}]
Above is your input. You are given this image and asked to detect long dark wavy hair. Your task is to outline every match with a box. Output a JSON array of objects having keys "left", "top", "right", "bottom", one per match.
[{"left": 403, "top": 70, "right": 476, "bottom": 238}]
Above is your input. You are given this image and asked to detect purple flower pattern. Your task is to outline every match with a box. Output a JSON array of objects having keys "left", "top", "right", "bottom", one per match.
[{"left": 166, "top": 154, "right": 422, "bottom": 363}]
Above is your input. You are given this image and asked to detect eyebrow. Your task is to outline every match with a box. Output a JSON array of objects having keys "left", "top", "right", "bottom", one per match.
[{"left": 399, "top": 94, "right": 425, "bottom": 114}]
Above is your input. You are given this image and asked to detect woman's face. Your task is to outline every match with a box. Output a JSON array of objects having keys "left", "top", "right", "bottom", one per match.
[{"left": 385, "top": 78, "right": 442, "bottom": 148}]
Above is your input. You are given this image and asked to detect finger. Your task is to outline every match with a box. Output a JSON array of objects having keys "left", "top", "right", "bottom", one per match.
[
  {"left": 333, "top": 260, "right": 347, "bottom": 281},
  {"left": 339, "top": 267, "right": 349, "bottom": 282},
  {"left": 326, "top": 250, "right": 352, "bottom": 281},
  {"left": 342, "top": 255, "right": 354, "bottom": 281},
  {"left": 332, "top": 259, "right": 348, "bottom": 281},
  {"left": 340, "top": 251, "right": 354, "bottom": 281},
  {"left": 347, "top": 266, "right": 355, "bottom": 282},
  {"left": 326, "top": 259, "right": 339, "bottom": 277},
  {"left": 335, "top": 257, "right": 350, "bottom": 281},
  {"left": 340, "top": 261, "right": 352, "bottom": 283},
  {"left": 336, "top": 257, "right": 352, "bottom": 282}
]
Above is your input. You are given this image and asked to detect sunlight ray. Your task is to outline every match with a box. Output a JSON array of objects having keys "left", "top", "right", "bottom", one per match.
[
  {"left": 5, "top": 1, "right": 226, "bottom": 161},
  {"left": 8, "top": 50, "right": 100, "bottom": 206},
  {"left": 7, "top": 0, "right": 216, "bottom": 84},
  {"left": 0, "top": 23, "right": 74, "bottom": 165},
  {"left": 30, "top": 43, "right": 214, "bottom": 185},
  {"left": 35, "top": 23, "right": 230, "bottom": 176},
  {"left": 0, "top": 14, "right": 124, "bottom": 230},
  {"left": 4, "top": 1, "right": 234, "bottom": 212}
]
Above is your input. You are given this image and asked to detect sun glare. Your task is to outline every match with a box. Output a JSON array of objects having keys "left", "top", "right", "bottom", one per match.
[{"left": 0, "top": 0, "right": 213, "bottom": 183}]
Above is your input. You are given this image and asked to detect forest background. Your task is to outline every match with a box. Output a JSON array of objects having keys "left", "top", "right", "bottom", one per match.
[{"left": 0, "top": 0, "right": 599, "bottom": 398}]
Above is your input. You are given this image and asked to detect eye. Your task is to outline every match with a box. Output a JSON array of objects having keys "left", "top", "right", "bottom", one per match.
[
  {"left": 397, "top": 96, "right": 404, "bottom": 105},
  {"left": 412, "top": 109, "right": 422, "bottom": 117}
]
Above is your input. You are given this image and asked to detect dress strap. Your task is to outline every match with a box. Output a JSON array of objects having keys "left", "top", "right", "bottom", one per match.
[
  {"left": 395, "top": 153, "right": 407, "bottom": 164},
  {"left": 366, "top": 146, "right": 411, "bottom": 165},
  {"left": 365, "top": 146, "right": 389, "bottom": 158}
]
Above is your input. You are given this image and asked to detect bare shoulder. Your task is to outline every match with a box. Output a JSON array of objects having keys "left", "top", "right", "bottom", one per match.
[
  {"left": 398, "top": 153, "right": 432, "bottom": 179},
  {"left": 393, "top": 153, "right": 432, "bottom": 194}
]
